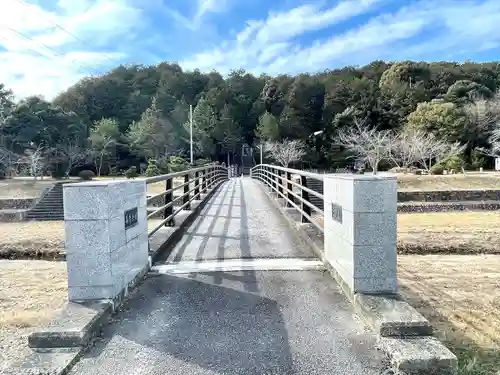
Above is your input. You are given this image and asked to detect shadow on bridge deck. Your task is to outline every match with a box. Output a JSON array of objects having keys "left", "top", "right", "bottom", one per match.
[
  {"left": 157, "top": 177, "right": 315, "bottom": 263},
  {"left": 69, "top": 177, "right": 389, "bottom": 375}
]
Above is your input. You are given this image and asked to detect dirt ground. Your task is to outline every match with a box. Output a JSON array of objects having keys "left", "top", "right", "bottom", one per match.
[
  {"left": 399, "top": 255, "right": 500, "bottom": 375},
  {"left": 0, "top": 260, "right": 67, "bottom": 370}
]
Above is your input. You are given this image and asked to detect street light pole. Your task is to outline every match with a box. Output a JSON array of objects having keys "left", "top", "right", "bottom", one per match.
[
  {"left": 260, "top": 144, "right": 263, "bottom": 165},
  {"left": 189, "top": 104, "right": 193, "bottom": 165}
]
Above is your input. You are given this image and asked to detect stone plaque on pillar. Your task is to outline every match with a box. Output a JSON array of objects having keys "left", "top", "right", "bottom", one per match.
[
  {"left": 63, "top": 180, "right": 148, "bottom": 302},
  {"left": 324, "top": 174, "right": 397, "bottom": 294}
]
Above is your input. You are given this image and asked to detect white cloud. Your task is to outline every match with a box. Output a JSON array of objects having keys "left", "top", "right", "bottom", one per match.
[
  {"left": 0, "top": 0, "right": 140, "bottom": 100},
  {"left": 180, "top": 0, "right": 500, "bottom": 75},
  {"left": 163, "top": 0, "right": 231, "bottom": 31},
  {"left": 180, "top": 0, "right": 387, "bottom": 73},
  {"left": 194, "top": 0, "right": 229, "bottom": 22}
]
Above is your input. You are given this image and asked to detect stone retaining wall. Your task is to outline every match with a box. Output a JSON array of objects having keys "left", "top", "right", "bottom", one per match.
[
  {"left": 0, "top": 198, "right": 36, "bottom": 209},
  {"left": 398, "top": 189, "right": 500, "bottom": 202},
  {"left": 398, "top": 201, "right": 500, "bottom": 213}
]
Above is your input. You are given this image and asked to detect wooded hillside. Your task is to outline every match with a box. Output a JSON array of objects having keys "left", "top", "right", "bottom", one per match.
[{"left": 1, "top": 60, "right": 500, "bottom": 176}]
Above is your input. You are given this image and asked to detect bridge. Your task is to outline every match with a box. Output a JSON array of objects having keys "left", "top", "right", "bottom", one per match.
[{"left": 9, "top": 164, "right": 457, "bottom": 375}]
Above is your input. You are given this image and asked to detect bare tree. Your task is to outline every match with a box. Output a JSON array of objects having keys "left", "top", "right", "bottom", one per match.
[
  {"left": 336, "top": 116, "right": 393, "bottom": 174},
  {"left": 266, "top": 139, "right": 306, "bottom": 167},
  {"left": 386, "top": 130, "right": 422, "bottom": 171},
  {"left": 413, "top": 134, "right": 465, "bottom": 171},
  {"left": 25, "top": 144, "right": 46, "bottom": 180},
  {"left": 465, "top": 92, "right": 500, "bottom": 143},
  {"left": 91, "top": 138, "right": 116, "bottom": 177},
  {"left": 0, "top": 147, "right": 18, "bottom": 178},
  {"left": 57, "top": 142, "right": 90, "bottom": 177}
]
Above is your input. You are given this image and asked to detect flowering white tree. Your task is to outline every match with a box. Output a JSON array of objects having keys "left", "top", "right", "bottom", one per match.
[{"left": 266, "top": 139, "right": 306, "bottom": 167}]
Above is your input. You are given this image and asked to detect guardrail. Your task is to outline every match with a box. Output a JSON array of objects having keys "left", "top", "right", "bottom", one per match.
[
  {"left": 145, "top": 164, "right": 228, "bottom": 237},
  {"left": 250, "top": 164, "right": 324, "bottom": 233}
]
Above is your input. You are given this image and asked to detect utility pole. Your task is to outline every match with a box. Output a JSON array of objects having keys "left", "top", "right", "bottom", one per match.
[
  {"left": 189, "top": 104, "right": 193, "bottom": 165},
  {"left": 260, "top": 144, "right": 263, "bottom": 165}
]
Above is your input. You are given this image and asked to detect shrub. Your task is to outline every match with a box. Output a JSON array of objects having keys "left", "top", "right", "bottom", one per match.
[
  {"left": 195, "top": 158, "right": 211, "bottom": 167},
  {"left": 168, "top": 156, "right": 189, "bottom": 172},
  {"left": 144, "top": 159, "right": 162, "bottom": 177},
  {"left": 125, "top": 166, "right": 138, "bottom": 179},
  {"left": 470, "top": 150, "right": 486, "bottom": 169},
  {"left": 443, "top": 155, "right": 466, "bottom": 171},
  {"left": 78, "top": 170, "right": 95, "bottom": 180},
  {"left": 430, "top": 165, "right": 444, "bottom": 175}
]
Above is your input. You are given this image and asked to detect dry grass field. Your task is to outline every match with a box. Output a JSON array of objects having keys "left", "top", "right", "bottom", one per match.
[
  {"left": 2, "top": 173, "right": 500, "bottom": 373},
  {"left": 399, "top": 255, "right": 500, "bottom": 375},
  {"left": 398, "top": 211, "right": 500, "bottom": 255},
  {"left": 0, "top": 260, "right": 67, "bottom": 370},
  {"left": 396, "top": 172, "right": 500, "bottom": 191}
]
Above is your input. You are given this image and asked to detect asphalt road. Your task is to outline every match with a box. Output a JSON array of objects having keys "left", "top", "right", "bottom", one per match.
[
  {"left": 70, "top": 270, "right": 387, "bottom": 375},
  {"left": 70, "top": 178, "right": 389, "bottom": 374}
]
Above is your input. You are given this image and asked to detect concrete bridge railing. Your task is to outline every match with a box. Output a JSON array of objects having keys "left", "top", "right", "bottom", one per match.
[
  {"left": 250, "top": 164, "right": 397, "bottom": 296},
  {"left": 62, "top": 164, "right": 229, "bottom": 303}
]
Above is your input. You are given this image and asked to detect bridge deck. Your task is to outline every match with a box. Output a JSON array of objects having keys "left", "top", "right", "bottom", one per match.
[
  {"left": 70, "top": 178, "right": 388, "bottom": 375},
  {"left": 160, "top": 177, "right": 315, "bottom": 262}
]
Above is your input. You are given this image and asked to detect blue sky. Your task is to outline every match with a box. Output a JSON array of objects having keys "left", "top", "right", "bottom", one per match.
[{"left": 1, "top": 0, "right": 500, "bottom": 99}]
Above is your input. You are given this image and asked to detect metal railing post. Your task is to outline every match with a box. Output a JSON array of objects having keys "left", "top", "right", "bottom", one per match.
[
  {"left": 164, "top": 177, "right": 175, "bottom": 226},
  {"left": 286, "top": 171, "right": 293, "bottom": 207},
  {"left": 183, "top": 173, "right": 191, "bottom": 210},
  {"left": 277, "top": 169, "right": 283, "bottom": 195},
  {"left": 208, "top": 166, "right": 213, "bottom": 188},
  {"left": 202, "top": 168, "right": 207, "bottom": 193},
  {"left": 300, "top": 175, "right": 311, "bottom": 223},
  {"left": 194, "top": 170, "right": 200, "bottom": 199},
  {"left": 273, "top": 167, "right": 278, "bottom": 192}
]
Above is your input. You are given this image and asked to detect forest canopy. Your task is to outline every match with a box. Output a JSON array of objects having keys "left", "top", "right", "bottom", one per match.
[{"left": 1, "top": 60, "right": 500, "bottom": 176}]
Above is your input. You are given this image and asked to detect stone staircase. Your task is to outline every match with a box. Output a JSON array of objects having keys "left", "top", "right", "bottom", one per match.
[
  {"left": 26, "top": 182, "right": 66, "bottom": 221},
  {"left": 241, "top": 154, "right": 254, "bottom": 176}
]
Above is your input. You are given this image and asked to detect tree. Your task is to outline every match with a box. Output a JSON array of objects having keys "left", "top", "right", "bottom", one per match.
[
  {"left": 412, "top": 133, "right": 466, "bottom": 171},
  {"left": 266, "top": 139, "right": 306, "bottom": 167},
  {"left": 185, "top": 98, "right": 216, "bottom": 157},
  {"left": 57, "top": 142, "right": 90, "bottom": 177},
  {"left": 127, "top": 97, "right": 178, "bottom": 160},
  {"left": 386, "top": 130, "right": 421, "bottom": 170},
  {"left": 89, "top": 118, "right": 121, "bottom": 176},
  {"left": 0, "top": 147, "right": 18, "bottom": 178},
  {"left": 24, "top": 144, "right": 46, "bottom": 180},
  {"left": 406, "top": 100, "right": 467, "bottom": 142},
  {"left": 445, "top": 80, "right": 493, "bottom": 103},
  {"left": 256, "top": 112, "right": 280, "bottom": 141},
  {"left": 464, "top": 92, "right": 500, "bottom": 148},
  {"left": 213, "top": 104, "right": 242, "bottom": 154},
  {"left": 336, "top": 112, "right": 393, "bottom": 174},
  {"left": 476, "top": 120, "right": 500, "bottom": 160}
]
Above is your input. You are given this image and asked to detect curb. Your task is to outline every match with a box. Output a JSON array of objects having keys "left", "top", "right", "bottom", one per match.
[
  {"left": 251, "top": 178, "right": 458, "bottom": 375},
  {"left": 28, "top": 301, "right": 112, "bottom": 349},
  {"left": 6, "top": 180, "right": 226, "bottom": 375}
]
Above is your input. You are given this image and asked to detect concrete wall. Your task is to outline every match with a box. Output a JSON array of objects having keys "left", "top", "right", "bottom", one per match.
[
  {"left": 323, "top": 174, "right": 397, "bottom": 295},
  {"left": 63, "top": 180, "right": 149, "bottom": 301}
]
